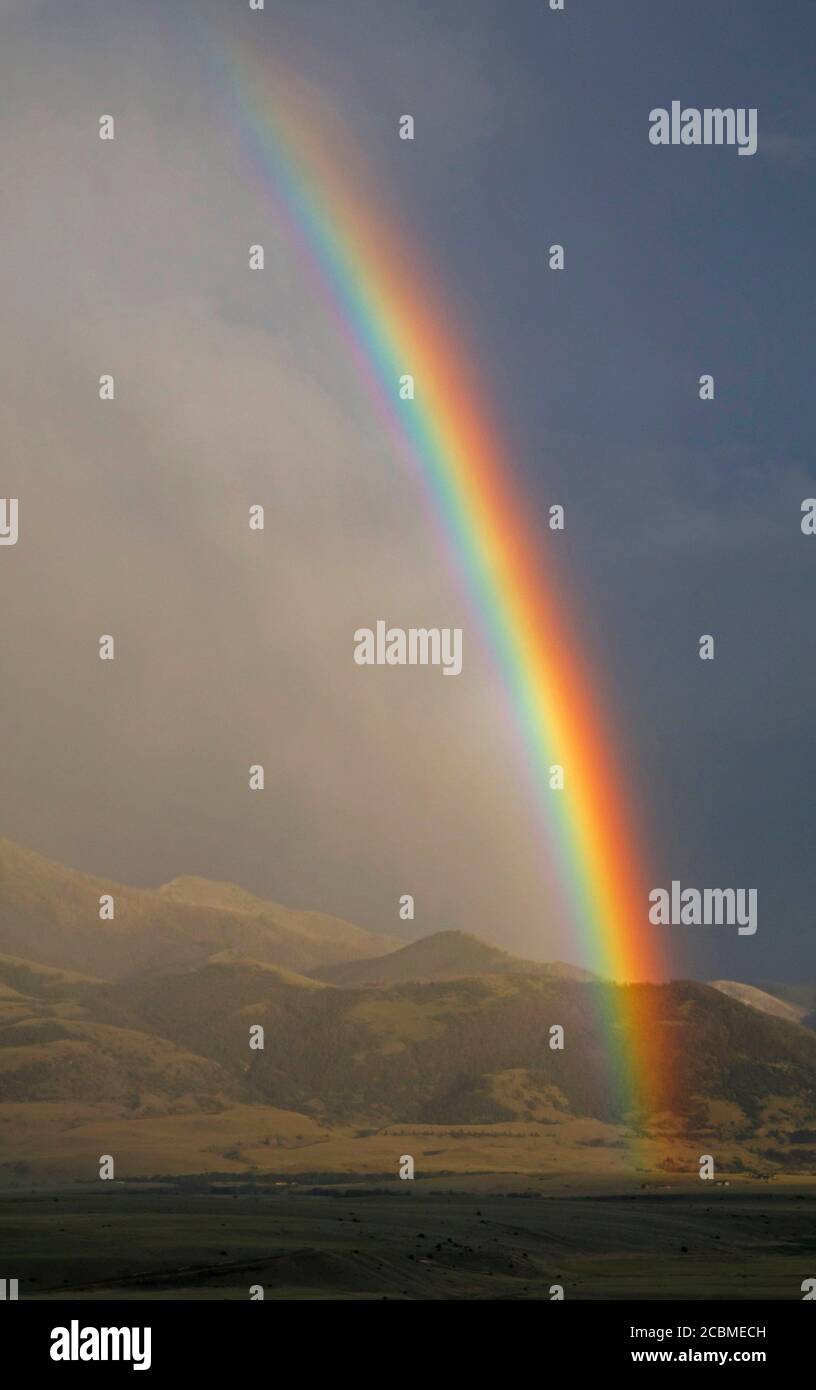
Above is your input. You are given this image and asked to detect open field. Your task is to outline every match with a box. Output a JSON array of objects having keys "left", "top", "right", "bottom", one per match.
[
  {"left": 3, "top": 1103, "right": 815, "bottom": 1185},
  {"left": 2, "top": 1180, "right": 815, "bottom": 1301}
]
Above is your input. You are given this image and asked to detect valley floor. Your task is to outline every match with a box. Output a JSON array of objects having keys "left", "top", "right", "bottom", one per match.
[{"left": 2, "top": 1182, "right": 814, "bottom": 1301}]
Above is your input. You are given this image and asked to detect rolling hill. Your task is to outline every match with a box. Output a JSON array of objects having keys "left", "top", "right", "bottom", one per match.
[
  {"left": 0, "top": 954, "right": 243, "bottom": 1108},
  {"left": 311, "top": 929, "right": 598, "bottom": 986}
]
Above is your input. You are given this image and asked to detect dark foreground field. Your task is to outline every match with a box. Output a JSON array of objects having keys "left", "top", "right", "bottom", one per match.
[{"left": 2, "top": 1183, "right": 814, "bottom": 1300}]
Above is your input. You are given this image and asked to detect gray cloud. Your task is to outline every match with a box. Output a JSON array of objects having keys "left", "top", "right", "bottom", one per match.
[
  {"left": 0, "top": 0, "right": 569, "bottom": 965},
  {"left": 2, "top": 0, "right": 815, "bottom": 984}
]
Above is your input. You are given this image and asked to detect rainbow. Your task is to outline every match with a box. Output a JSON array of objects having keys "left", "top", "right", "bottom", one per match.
[{"left": 213, "top": 41, "right": 670, "bottom": 1118}]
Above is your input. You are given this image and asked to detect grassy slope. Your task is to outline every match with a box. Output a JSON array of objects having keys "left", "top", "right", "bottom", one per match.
[{"left": 3, "top": 951, "right": 816, "bottom": 1181}]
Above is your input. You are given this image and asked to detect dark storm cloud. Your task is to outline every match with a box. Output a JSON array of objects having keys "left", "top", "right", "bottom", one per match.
[{"left": 1, "top": 0, "right": 814, "bottom": 981}]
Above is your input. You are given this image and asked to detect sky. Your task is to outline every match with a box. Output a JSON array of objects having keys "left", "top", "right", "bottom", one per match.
[{"left": 1, "top": 0, "right": 814, "bottom": 983}]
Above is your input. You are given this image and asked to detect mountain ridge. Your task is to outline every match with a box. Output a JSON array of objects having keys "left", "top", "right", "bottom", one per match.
[
  {"left": 709, "top": 979, "right": 810, "bottom": 1027},
  {"left": 0, "top": 835, "right": 400, "bottom": 980},
  {"left": 311, "top": 929, "right": 599, "bottom": 986}
]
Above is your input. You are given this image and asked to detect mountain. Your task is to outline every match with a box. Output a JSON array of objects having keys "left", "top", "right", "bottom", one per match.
[
  {"left": 709, "top": 980, "right": 809, "bottom": 1027},
  {"left": 127, "top": 968, "right": 816, "bottom": 1131},
  {"left": 4, "top": 944, "right": 816, "bottom": 1138},
  {"left": 2, "top": 837, "right": 816, "bottom": 1183},
  {"left": 0, "top": 837, "right": 399, "bottom": 980},
  {"left": 311, "top": 929, "right": 598, "bottom": 986},
  {"left": 3, "top": 948, "right": 816, "bottom": 1179}
]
